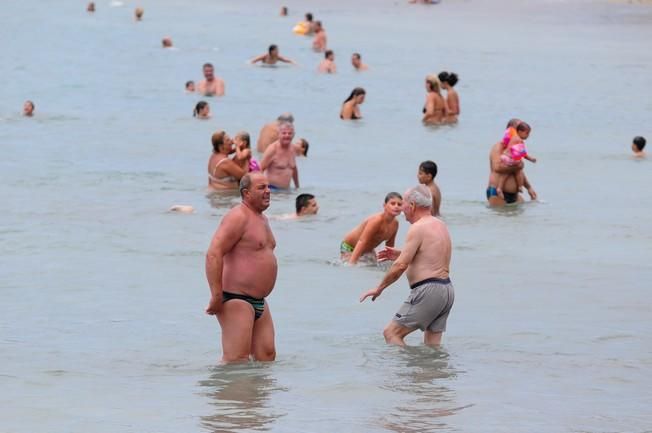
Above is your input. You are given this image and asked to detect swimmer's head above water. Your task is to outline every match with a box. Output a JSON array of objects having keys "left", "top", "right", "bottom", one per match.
[
  {"left": 134, "top": 7, "right": 144, "bottom": 20},
  {"left": 161, "top": 36, "right": 173, "bottom": 48},
  {"left": 632, "top": 136, "right": 646, "bottom": 156},
  {"left": 193, "top": 101, "right": 210, "bottom": 119},
  {"left": 185, "top": 80, "right": 195, "bottom": 92},
  {"left": 212, "top": 130, "right": 233, "bottom": 154},
  {"left": 344, "top": 87, "right": 366, "bottom": 104},
  {"left": 277, "top": 112, "right": 294, "bottom": 124},
  {"left": 296, "top": 193, "right": 319, "bottom": 216},
  {"left": 23, "top": 100, "right": 35, "bottom": 117},
  {"left": 425, "top": 74, "right": 442, "bottom": 93},
  {"left": 418, "top": 160, "right": 438, "bottom": 184}
]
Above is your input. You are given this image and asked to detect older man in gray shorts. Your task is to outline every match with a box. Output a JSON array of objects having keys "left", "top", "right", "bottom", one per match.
[{"left": 360, "top": 185, "right": 453, "bottom": 346}]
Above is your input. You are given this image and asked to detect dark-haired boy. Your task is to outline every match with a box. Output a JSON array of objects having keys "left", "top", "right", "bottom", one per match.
[
  {"left": 632, "top": 136, "right": 646, "bottom": 158},
  {"left": 417, "top": 160, "right": 441, "bottom": 216}
]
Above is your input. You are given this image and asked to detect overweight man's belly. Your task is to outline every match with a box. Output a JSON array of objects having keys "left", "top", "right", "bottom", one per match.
[{"left": 223, "top": 252, "right": 278, "bottom": 299}]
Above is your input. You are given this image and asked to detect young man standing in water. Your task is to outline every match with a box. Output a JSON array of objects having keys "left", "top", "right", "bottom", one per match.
[
  {"left": 417, "top": 160, "right": 441, "bottom": 216},
  {"left": 341, "top": 192, "right": 403, "bottom": 265},
  {"left": 205, "top": 173, "right": 277, "bottom": 363},
  {"left": 360, "top": 185, "right": 454, "bottom": 347}
]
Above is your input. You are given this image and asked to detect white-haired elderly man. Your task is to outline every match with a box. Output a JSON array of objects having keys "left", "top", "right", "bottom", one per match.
[{"left": 360, "top": 185, "right": 454, "bottom": 347}]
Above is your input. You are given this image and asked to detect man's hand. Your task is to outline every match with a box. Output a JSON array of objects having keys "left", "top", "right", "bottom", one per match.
[
  {"left": 527, "top": 187, "right": 537, "bottom": 201},
  {"left": 205, "top": 295, "right": 223, "bottom": 315},
  {"left": 360, "top": 287, "right": 383, "bottom": 303},
  {"left": 377, "top": 247, "right": 400, "bottom": 262}
]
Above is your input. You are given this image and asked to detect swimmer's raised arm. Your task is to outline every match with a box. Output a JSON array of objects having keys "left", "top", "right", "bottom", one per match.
[
  {"left": 278, "top": 55, "right": 297, "bottom": 65},
  {"left": 250, "top": 54, "right": 266, "bottom": 64}
]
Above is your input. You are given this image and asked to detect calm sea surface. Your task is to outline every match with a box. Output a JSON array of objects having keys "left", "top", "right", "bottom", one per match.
[{"left": 1, "top": 0, "right": 651, "bottom": 432}]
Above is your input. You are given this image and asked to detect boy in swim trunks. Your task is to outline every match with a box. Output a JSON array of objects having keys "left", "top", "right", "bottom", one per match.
[
  {"left": 341, "top": 192, "right": 402, "bottom": 265},
  {"left": 496, "top": 122, "right": 537, "bottom": 199}
]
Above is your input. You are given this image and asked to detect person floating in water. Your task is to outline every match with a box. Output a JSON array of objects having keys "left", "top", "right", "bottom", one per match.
[
  {"left": 632, "top": 136, "right": 646, "bottom": 158},
  {"left": 250, "top": 45, "right": 296, "bottom": 66},
  {"left": 340, "top": 192, "right": 402, "bottom": 265}
]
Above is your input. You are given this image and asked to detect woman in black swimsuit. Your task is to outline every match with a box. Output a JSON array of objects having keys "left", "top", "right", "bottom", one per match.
[{"left": 340, "top": 87, "right": 366, "bottom": 120}]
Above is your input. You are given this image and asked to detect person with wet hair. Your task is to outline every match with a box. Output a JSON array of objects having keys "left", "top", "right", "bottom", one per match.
[
  {"left": 341, "top": 192, "right": 403, "bottom": 265},
  {"left": 161, "top": 36, "right": 173, "bottom": 48},
  {"left": 318, "top": 50, "right": 336, "bottom": 74},
  {"left": 632, "top": 136, "right": 646, "bottom": 158},
  {"left": 417, "top": 160, "right": 442, "bottom": 216},
  {"left": 340, "top": 87, "right": 366, "bottom": 120},
  {"left": 134, "top": 7, "right": 144, "bottom": 21},
  {"left": 439, "top": 71, "right": 460, "bottom": 122},
  {"left": 295, "top": 193, "right": 319, "bottom": 216},
  {"left": 193, "top": 101, "right": 210, "bottom": 119},
  {"left": 351, "top": 53, "right": 369, "bottom": 71},
  {"left": 23, "top": 100, "right": 35, "bottom": 117},
  {"left": 293, "top": 138, "right": 309, "bottom": 157},
  {"left": 185, "top": 81, "right": 195, "bottom": 92},
  {"left": 250, "top": 44, "right": 296, "bottom": 65}
]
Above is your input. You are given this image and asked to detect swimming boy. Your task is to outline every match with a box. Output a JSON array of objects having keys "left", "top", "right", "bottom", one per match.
[
  {"left": 341, "top": 192, "right": 403, "bottom": 265},
  {"left": 632, "top": 136, "right": 646, "bottom": 158},
  {"left": 417, "top": 160, "right": 441, "bottom": 216}
]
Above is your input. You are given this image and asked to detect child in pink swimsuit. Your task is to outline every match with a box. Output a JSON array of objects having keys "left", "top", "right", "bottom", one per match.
[
  {"left": 497, "top": 122, "right": 537, "bottom": 199},
  {"left": 234, "top": 131, "right": 261, "bottom": 172}
]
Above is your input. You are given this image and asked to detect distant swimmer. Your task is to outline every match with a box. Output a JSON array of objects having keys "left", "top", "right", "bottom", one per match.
[
  {"left": 496, "top": 122, "right": 536, "bottom": 199},
  {"left": 417, "top": 160, "right": 442, "bottom": 216},
  {"left": 293, "top": 13, "right": 316, "bottom": 36},
  {"left": 312, "top": 21, "right": 327, "bottom": 52},
  {"left": 340, "top": 87, "right": 366, "bottom": 120},
  {"left": 251, "top": 44, "right": 296, "bottom": 65},
  {"left": 438, "top": 71, "right": 460, "bottom": 122},
  {"left": 197, "top": 63, "right": 225, "bottom": 97},
  {"left": 87, "top": 2, "right": 95, "bottom": 12},
  {"left": 205, "top": 173, "right": 278, "bottom": 363},
  {"left": 185, "top": 80, "right": 195, "bottom": 92},
  {"left": 161, "top": 36, "right": 173, "bottom": 48},
  {"left": 360, "top": 185, "right": 454, "bottom": 347},
  {"left": 293, "top": 138, "right": 309, "bottom": 157},
  {"left": 632, "top": 136, "right": 647, "bottom": 158},
  {"left": 351, "top": 53, "right": 369, "bottom": 71},
  {"left": 260, "top": 122, "right": 299, "bottom": 190},
  {"left": 207, "top": 131, "right": 249, "bottom": 190},
  {"left": 169, "top": 205, "right": 194, "bottom": 213},
  {"left": 193, "top": 101, "right": 211, "bottom": 119},
  {"left": 487, "top": 119, "right": 537, "bottom": 206},
  {"left": 23, "top": 100, "right": 35, "bottom": 117},
  {"left": 341, "top": 192, "right": 402, "bottom": 265},
  {"left": 280, "top": 6, "right": 288, "bottom": 16},
  {"left": 318, "top": 50, "right": 336, "bottom": 74},
  {"left": 134, "top": 7, "right": 144, "bottom": 21},
  {"left": 422, "top": 74, "right": 448, "bottom": 125},
  {"left": 256, "top": 112, "right": 294, "bottom": 153}
]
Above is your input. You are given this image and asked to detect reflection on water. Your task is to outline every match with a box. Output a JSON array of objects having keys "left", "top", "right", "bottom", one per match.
[
  {"left": 378, "top": 346, "right": 470, "bottom": 432},
  {"left": 198, "top": 363, "right": 286, "bottom": 433}
]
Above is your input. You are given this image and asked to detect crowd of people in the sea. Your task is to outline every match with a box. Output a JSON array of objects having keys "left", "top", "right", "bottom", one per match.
[{"left": 18, "top": 2, "right": 648, "bottom": 365}]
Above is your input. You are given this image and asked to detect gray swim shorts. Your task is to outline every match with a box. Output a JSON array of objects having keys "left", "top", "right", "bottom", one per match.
[{"left": 393, "top": 277, "right": 455, "bottom": 332}]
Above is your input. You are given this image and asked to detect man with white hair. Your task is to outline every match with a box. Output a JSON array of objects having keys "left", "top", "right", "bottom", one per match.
[
  {"left": 260, "top": 122, "right": 299, "bottom": 190},
  {"left": 256, "top": 112, "right": 295, "bottom": 153},
  {"left": 360, "top": 185, "right": 454, "bottom": 346}
]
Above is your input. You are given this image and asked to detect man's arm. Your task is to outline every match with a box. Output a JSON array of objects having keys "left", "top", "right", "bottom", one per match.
[
  {"left": 292, "top": 164, "right": 300, "bottom": 188},
  {"left": 278, "top": 55, "right": 296, "bottom": 65},
  {"left": 215, "top": 79, "right": 225, "bottom": 96},
  {"left": 360, "top": 226, "right": 422, "bottom": 302},
  {"left": 349, "top": 218, "right": 381, "bottom": 265},
  {"left": 250, "top": 54, "right": 265, "bottom": 64},
  {"left": 205, "top": 209, "right": 247, "bottom": 314},
  {"left": 260, "top": 144, "right": 276, "bottom": 171}
]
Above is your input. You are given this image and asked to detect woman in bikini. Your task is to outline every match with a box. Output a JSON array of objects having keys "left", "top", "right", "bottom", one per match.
[
  {"left": 340, "top": 87, "right": 366, "bottom": 120},
  {"left": 422, "top": 74, "right": 448, "bottom": 125},
  {"left": 207, "top": 131, "right": 250, "bottom": 190}
]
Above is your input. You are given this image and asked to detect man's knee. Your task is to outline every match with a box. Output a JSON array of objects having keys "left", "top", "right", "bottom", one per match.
[
  {"left": 222, "top": 352, "right": 251, "bottom": 363},
  {"left": 383, "top": 324, "right": 399, "bottom": 343}
]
